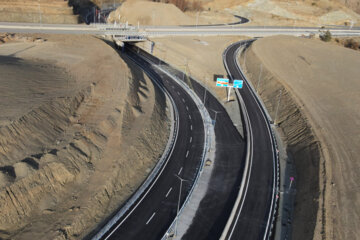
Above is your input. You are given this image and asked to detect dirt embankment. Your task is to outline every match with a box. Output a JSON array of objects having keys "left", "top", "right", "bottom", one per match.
[
  {"left": 242, "top": 35, "right": 360, "bottom": 240},
  {"left": 107, "top": 0, "right": 237, "bottom": 25},
  {"left": 0, "top": 35, "right": 170, "bottom": 239},
  {"left": 0, "top": 0, "right": 79, "bottom": 24}
]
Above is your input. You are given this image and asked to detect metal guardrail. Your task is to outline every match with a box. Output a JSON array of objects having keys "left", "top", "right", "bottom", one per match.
[
  {"left": 155, "top": 66, "right": 213, "bottom": 240},
  {"left": 131, "top": 45, "right": 213, "bottom": 239},
  {"left": 92, "top": 43, "right": 180, "bottom": 240},
  {"left": 234, "top": 42, "right": 280, "bottom": 239},
  {"left": 220, "top": 40, "right": 280, "bottom": 240}
]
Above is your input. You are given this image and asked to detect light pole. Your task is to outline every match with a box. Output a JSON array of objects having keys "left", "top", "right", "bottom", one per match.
[
  {"left": 203, "top": 87, "right": 207, "bottom": 106},
  {"left": 38, "top": 0, "right": 42, "bottom": 25},
  {"left": 256, "top": 63, "right": 262, "bottom": 93},
  {"left": 196, "top": 11, "right": 199, "bottom": 28},
  {"left": 208, "top": 108, "right": 221, "bottom": 128},
  {"left": 174, "top": 174, "right": 188, "bottom": 237},
  {"left": 274, "top": 89, "right": 283, "bottom": 125}
]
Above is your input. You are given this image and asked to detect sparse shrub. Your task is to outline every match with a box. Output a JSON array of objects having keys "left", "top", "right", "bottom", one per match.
[
  {"left": 190, "top": 1, "right": 203, "bottom": 11},
  {"left": 311, "top": 2, "right": 317, "bottom": 6},
  {"left": 154, "top": 0, "right": 203, "bottom": 12},
  {"left": 320, "top": 30, "right": 332, "bottom": 42},
  {"left": 344, "top": 39, "right": 360, "bottom": 50}
]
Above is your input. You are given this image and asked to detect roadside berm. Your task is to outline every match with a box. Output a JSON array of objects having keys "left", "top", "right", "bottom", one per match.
[
  {"left": 0, "top": 34, "right": 170, "bottom": 239},
  {"left": 241, "top": 35, "right": 360, "bottom": 240}
]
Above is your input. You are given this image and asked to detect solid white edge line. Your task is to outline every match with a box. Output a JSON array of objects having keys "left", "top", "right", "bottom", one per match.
[{"left": 102, "top": 49, "right": 180, "bottom": 240}]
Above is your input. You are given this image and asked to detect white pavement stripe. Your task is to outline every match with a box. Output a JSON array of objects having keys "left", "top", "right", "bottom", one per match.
[
  {"left": 190, "top": 137, "right": 192, "bottom": 143},
  {"left": 177, "top": 91, "right": 180, "bottom": 95},
  {"left": 186, "top": 106, "right": 189, "bottom": 111},
  {"left": 186, "top": 150, "right": 189, "bottom": 158},
  {"left": 182, "top": 98, "right": 185, "bottom": 103},
  {"left": 189, "top": 115, "right": 192, "bottom": 120},
  {"left": 165, "top": 187, "right": 172, "bottom": 198},
  {"left": 146, "top": 212, "right": 156, "bottom": 225},
  {"left": 178, "top": 167, "right": 183, "bottom": 175},
  {"left": 190, "top": 125, "right": 193, "bottom": 131}
]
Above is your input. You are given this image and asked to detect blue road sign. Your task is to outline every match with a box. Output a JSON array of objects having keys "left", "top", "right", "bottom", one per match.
[
  {"left": 233, "top": 80, "right": 244, "bottom": 89},
  {"left": 216, "top": 78, "right": 229, "bottom": 87}
]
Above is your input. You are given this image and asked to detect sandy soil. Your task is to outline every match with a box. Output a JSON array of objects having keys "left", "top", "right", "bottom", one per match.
[
  {"left": 199, "top": 0, "right": 360, "bottom": 27},
  {"left": 107, "top": 1, "right": 237, "bottom": 26},
  {"left": 0, "top": 0, "right": 79, "bottom": 24},
  {"left": 142, "top": 36, "right": 246, "bottom": 100},
  {"left": 136, "top": 35, "right": 249, "bottom": 137},
  {"left": 0, "top": 34, "right": 170, "bottom": 239},
  {"left": 242, "top": 35, "right": 360, "bottom": 240}
]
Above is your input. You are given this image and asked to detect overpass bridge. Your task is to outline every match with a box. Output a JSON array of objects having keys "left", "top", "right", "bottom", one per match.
[{"left": 1, "top": 22, "right": 360, "bottom": 39}]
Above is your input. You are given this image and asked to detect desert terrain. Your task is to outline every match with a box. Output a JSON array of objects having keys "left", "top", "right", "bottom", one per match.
[
  {"left": 108, "top": 0, "right": 360, "bottom": 27},
  {"left": 241, "top": 35, "right": 360, "bottom": 240},
  {"left": 1, "top": 0, "right": 360, "bottom": 239},
  {"left": 0, "top": 34, "right": 170, "bottom": 239}
]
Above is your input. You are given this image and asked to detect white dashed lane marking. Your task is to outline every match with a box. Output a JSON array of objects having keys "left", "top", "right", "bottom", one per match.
[
  {"left": 165, "top": 188, "right": 172, "bottom": 198},
  {"left": 189, "top": 137, "right": 192, "bottom": 143},
  {"left": 178, "top": 167, "right": 183, "bottom": 175},
  {"left": 146, "top": 212, "right": 156, "bottom": 225},
  {"left": 186, "top": 150, "right": 189, "bottom": 158}
]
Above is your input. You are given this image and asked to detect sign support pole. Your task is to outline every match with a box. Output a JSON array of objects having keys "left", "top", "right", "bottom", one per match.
[{"left": 227, "top": 87, "right": 232, "bottom": 102}]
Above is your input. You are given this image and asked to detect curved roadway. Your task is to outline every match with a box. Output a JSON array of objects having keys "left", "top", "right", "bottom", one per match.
[
  {"left": 223, "top": 41, "right": 278, "bottom": 240},
  {"left": 97, "top": 43, "right": 205, "bottom": 240}
]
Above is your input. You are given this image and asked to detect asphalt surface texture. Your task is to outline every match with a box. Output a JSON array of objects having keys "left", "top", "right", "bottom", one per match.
[
  {"left": 99, "top": 45, "right": 205, "bottom": 240},
  {"left": 223, "top": 42, "right": 277, "bottom": 240},
  {"left": 158, "top": 60, "right": 246, "bottom": 239}
]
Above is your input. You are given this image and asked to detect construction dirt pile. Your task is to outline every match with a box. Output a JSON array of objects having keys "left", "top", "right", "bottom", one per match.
[
  {"left": 0, "top": 34, "right": 170, "bottom": 239},
  {"left": 107, "top": 0, "right": 237, "bottom": 26},
  {"left": 241, "top": 35, "right": 360, "bottom": 240},
  {"left": 0, "top": 0, "right": 79, "bottom": 24}
]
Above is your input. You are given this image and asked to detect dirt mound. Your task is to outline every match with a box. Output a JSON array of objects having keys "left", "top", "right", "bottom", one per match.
[
  {"left": 0, "top": 0, "right": 79, "bottom": 24},
  {"left": 0, "top": 35, "right": 170, "bottom": 239},
  {"left": 242, "top": 35, "right": 360, "bottom": 240},
  {"left": 108, "top": 0, "right": 193, "bottom": 25},
  {"left": 201, "top": 0, "right": 360, "bottom": 26}
]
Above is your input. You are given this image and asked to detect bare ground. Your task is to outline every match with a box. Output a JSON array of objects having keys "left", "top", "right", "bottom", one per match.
[
  {"left": 0, "top": 34, "right": 170, "bottom": 239},
  {"left": 242, "top": 35, "right": 360, "bottom": 240}
]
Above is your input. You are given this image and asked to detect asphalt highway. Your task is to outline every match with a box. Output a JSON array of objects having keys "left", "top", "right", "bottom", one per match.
[
  {"left": 1, "top": 22, "right": 360, "bottom": 37},
  {"left": 223, "top": 42, "right": 277, "bottom": 240},
  {"left": 158, "top": 61, "right": 246, "bottom": 239},
  {"left": 98, "top": 43, "right": 205, "bottom": 240}
]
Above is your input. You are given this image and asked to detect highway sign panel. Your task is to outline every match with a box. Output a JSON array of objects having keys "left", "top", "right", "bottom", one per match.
[
  {"left": 216, "top": 78, "right": 229, "bottom": 87},
  {"left": 233, "top": 80, "right": 244, "bottom": 88}
]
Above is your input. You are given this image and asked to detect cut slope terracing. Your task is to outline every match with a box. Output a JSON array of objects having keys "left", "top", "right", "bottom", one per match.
[
  {"left": 0, "top": 35, "right": 170, "bottom": 239},
  {"left": 242, "top": 35, "right": 360, "bottom": 240},
  {"left": 0, "top": 0, "right": 79, "bottom": 23}
]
